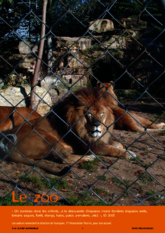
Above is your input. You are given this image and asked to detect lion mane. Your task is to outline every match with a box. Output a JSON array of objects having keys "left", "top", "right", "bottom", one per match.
[{"left": 47, "top": 86, "right": 124, "bottom": 157}]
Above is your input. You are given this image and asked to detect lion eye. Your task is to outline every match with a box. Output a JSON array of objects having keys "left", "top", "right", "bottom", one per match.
[{"left": 100, "top": 112, "right": 104, "bottom": 116}]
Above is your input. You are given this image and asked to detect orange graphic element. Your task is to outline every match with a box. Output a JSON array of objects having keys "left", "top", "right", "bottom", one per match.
[{"left": 0, "top": 206, "right": 164, "bottom": 232}]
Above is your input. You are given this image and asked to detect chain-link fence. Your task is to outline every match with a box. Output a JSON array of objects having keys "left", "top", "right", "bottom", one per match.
[{"left": 0, "top": 0, "right": 165, "bottom": 206}]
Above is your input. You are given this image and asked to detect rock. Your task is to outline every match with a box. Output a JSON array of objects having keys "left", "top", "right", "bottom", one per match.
[
  {"left": 18, "top": 41, "right": 38, "bottom": 54},
  {"left": 62, "top": 75, "right": 88, "bottom": 87},
  {"left": 41, "top": 76, "right": 60, "bottom": 96},
  {"left": 0, "top": 79, "right": 4, "bottom": 90},
  {"left": 41, "top": 76, "right": 74, "bottom": 95},
  {"left": 9, "top": 54, "right": 36, "bottom": 63},
  {"left": 67, "top": 54, "right": 89, "bottom": 69},
  {"left": 0, "top": 85, "right": 52, "bottom": 116},
  {"left": 89, "top": 19, "right": 114, "bottom": 33},
  {"left": 102, "top": 35, "right": 126, "bottom": 49},
  {"left": 18, "top": 62, "right": 33, "bottom": 69},
  {"left": 68, "top": 57, "right": 83, "bottom": 68},
  {"left": 54, "top": 79, "right": 69, "bottom": 93},
  {"left": 56, "top": 36, "right": 91, "bottom": 51},
  {"left": 127, "top": 30, "right": 140, "bottom": 38},
  {"left": 33, "top": 86, "right": 52, "bottom": 116},
  {"left": 121, "top": 18, "right": 147, "bottom": 30}
]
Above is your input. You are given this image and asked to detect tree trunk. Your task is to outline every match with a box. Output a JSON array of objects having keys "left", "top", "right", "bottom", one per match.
[
  {"left": 47, "top": 0, "right": 53, "bottom": 74},
  {"left": 30, "top": 0, "right": 48, "bottom": 109},
  {"left": 47, "top": 34, "right": 53, "bottom": 74}
]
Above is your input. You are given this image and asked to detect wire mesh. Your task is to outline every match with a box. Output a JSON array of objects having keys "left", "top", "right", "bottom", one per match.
[{"left": 0, "top": 0, "right": 165, "bottom": 206}]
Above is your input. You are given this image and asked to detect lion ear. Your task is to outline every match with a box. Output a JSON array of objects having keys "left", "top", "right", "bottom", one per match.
[
  {"left": 103, "top": 82, "right": 115, "bottom": 89},
  {"left": 96, "top": 81, "right": 101, "bottom": 87},
  {"left": 97, "top": 82, "right": 105, "bottom": 89},
  {"left": 109, "top": 81, "right": 115, "bottom": 88},
  {"left": 97, "top": 82, "right": 115, "bottom": 91}
]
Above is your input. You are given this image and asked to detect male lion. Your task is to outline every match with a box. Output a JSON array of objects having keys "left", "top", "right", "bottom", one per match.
[{"left": 2, "top": 85, "right": 138, "bottom": 175}]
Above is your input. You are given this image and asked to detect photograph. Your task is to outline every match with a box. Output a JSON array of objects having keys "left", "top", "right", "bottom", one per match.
[{"left": 0, "top": 0, "right": 165, "bottom": 232}]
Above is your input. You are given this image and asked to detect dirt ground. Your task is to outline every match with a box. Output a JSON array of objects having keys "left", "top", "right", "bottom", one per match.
[{"left": 0, "top": 95, "right": 165, "bottom": 206}]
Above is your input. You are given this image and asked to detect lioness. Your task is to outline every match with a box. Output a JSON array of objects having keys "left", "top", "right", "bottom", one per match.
[
  {"left": 0, "top": 106, "right": 41, "bottom": 132},
  {"left": 98, "top": 82, "right": 165, "bottom": 133}
]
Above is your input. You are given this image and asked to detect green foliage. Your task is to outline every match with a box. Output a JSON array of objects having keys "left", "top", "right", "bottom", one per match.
[
  {"left": 140, "top": 174, "right": 154, "bottom": 184},
  {"left": 92, "top": 187, "right": 109, "bottom": 195},
  {"left": 19, "top": 174, "right": 46, "bottom": 189},
  {"left": 129, "top": 155, "right": 144, "bottom": 164},
  {"left": 20, "top": 173, "right": 68, "bottom": 190},
  {"left": 146, "top": 191, "right": 158, "bottom": 202},
  {"left": 97, "top": 175, "right": 107, "bottom": 181},
  {"left": 47, "top": 177, "right": 68, "bottom": 190},
  {"left": 111, "top": 177, "right": 123, "bottom": 186},
  {"left": 2, "top": 73, "right": 30, "bottom": 88},
  {"left": 79, "top": 158, "right": 99, "bottom": 172},
  {"left": 0, "top": 0, "right": 160, "bottom": 39}
]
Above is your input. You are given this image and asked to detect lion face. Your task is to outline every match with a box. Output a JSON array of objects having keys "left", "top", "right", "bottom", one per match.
[
  {"left": 52, "top": 86, "right": 115, "bottom": 147},
  {"left": 85, "top": 105, "right": 109, "bottom": 138}
]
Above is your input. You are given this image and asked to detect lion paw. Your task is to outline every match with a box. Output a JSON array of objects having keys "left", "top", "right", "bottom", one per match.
[
  {"left": 127, "top": 150, "right": 136, "bottom": 159},
  {"left": 158, "top": 122, "right": 165, "bottom": 129},
  {"left": 113, "top": 142, "right": 123, "bottom": 149},
  {"left": 84, "top": 154, "right": 95, "bottom": 162}
]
